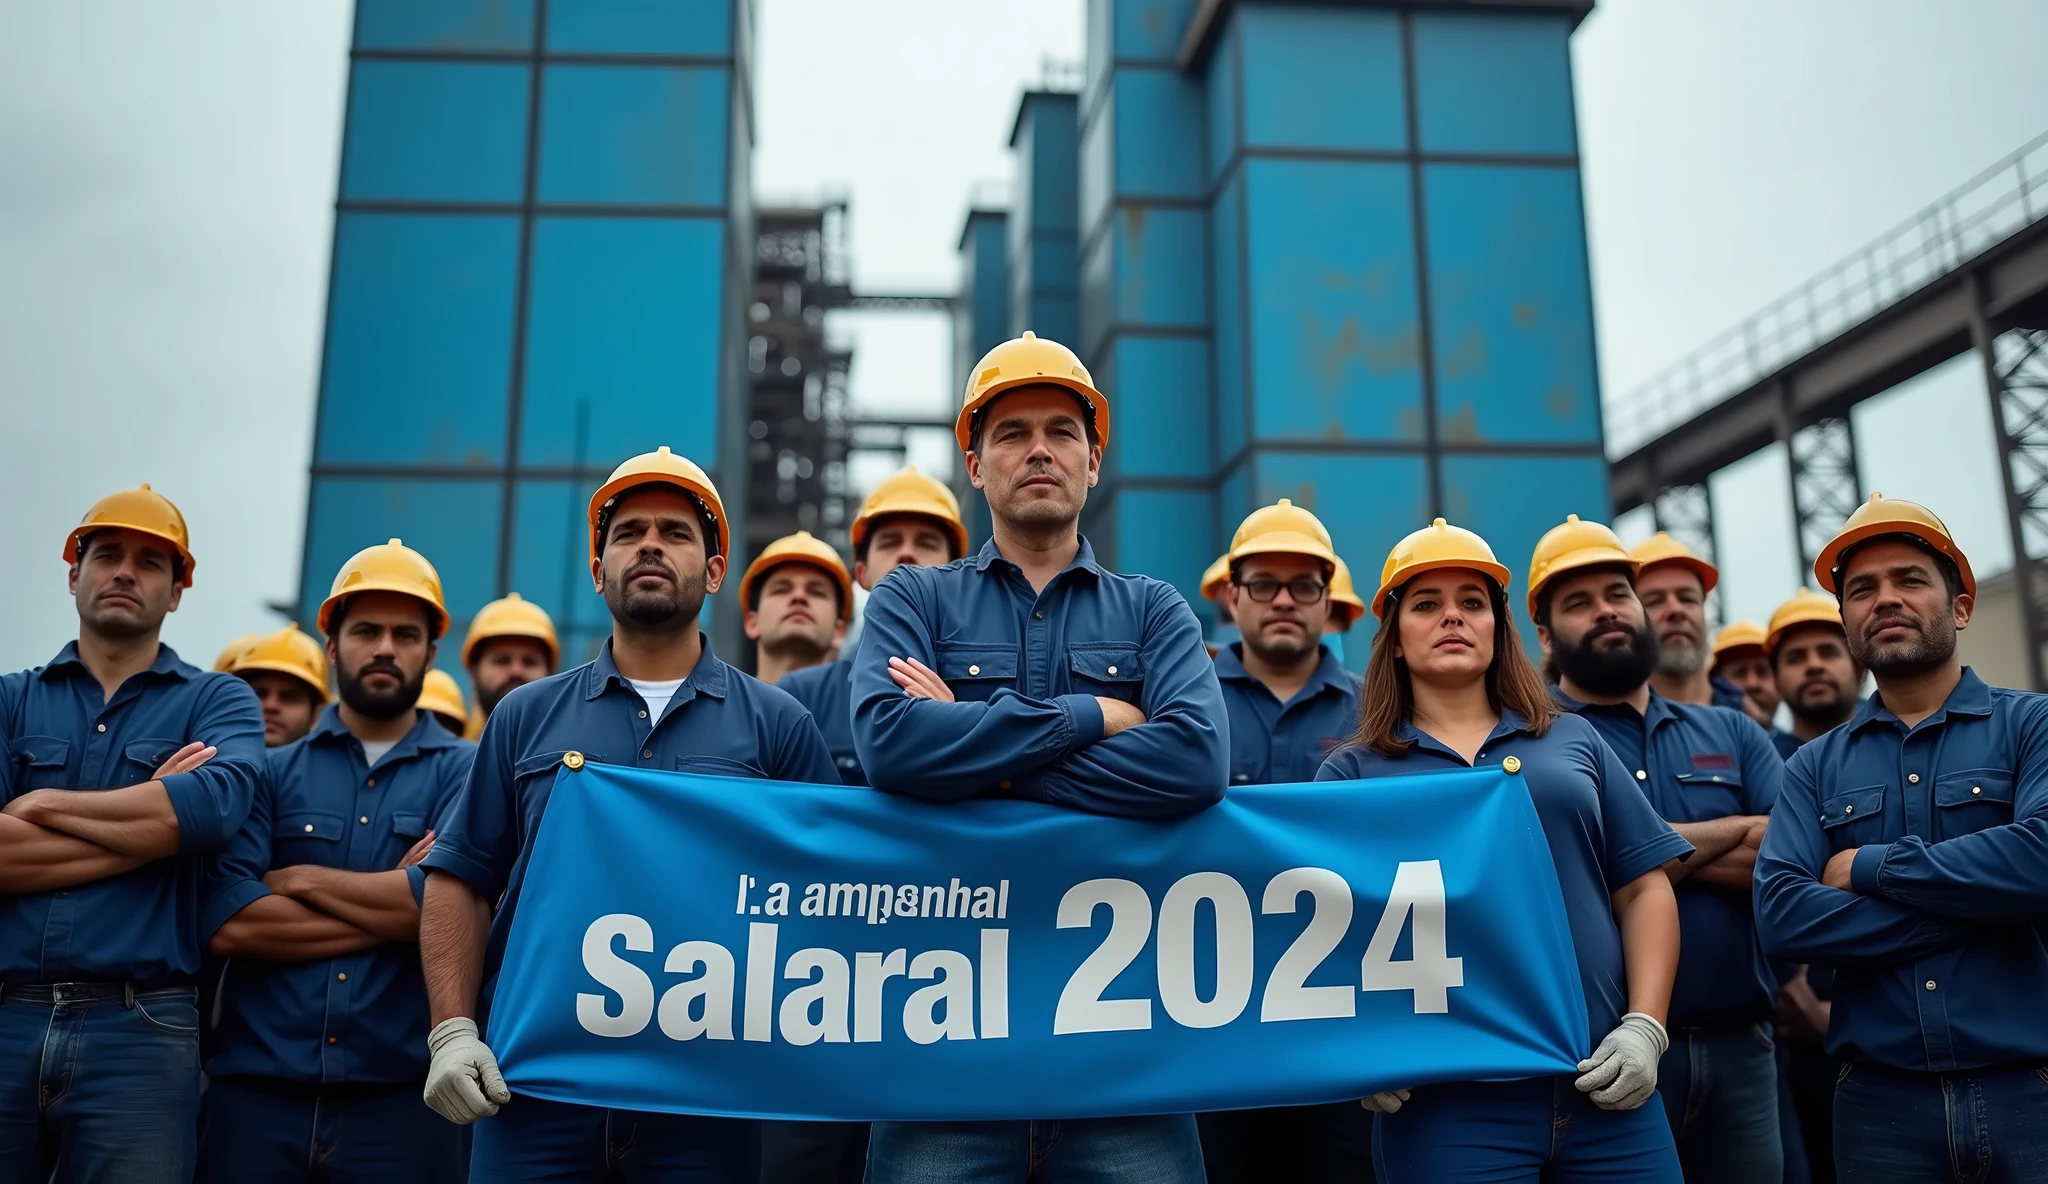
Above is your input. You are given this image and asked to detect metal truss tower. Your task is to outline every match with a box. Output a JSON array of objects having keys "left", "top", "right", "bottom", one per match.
[{"left": 1981, "top": 326, "right": 2048, "bottom": 690}]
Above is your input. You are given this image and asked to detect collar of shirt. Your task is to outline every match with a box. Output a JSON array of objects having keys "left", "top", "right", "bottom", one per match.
[
  {"left": 580, "top": 634, "right": 730, "bottom": 706},
  {"left": 970, "top": 535, "right": 1108, "bottom": 585},
  {"left": 1214, "top": 642, "right": 1353, "bottom": 704},
  {"left": 1392, "top": 707, "right": 1533, "bottom": 761},
  {"left": 1847, "top": 666, "right": 1992, "bottom": 735},
  {"left": 38, "top": 639, "right": 192, "bottom": 688},
  {"left": 1552, "top": 684, "right": 1690, "bottom": 733},
  {"left": 303, "top": 703, "right": 463, "bottom": 764}
]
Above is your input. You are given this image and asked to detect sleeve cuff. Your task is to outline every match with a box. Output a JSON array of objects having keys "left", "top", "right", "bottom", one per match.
[
  {"left": 1850, "top": 843, "right": 1888, "bottom": 894},
  {"left": 420, "top": 844, "right": 501, "bottom": 901},
  {"left": 407, "top": 864, "right": 428, "bottom": 907},
  {"left": 1612, "top": 832, "right": 1696, "bottom": 888},
  {"left": 201, "top": 878, "right": 273, "bottom": 941},
  {"left": 1057, "top": 693, "right": 1105, "bottom": 748},
  {"left": 159, "top": 771, "right": 217, "bottom": 854}
]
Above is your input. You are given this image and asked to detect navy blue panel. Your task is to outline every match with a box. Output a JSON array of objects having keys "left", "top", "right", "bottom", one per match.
[
  {"left": 1238, "top": 6, "right": 1405, "bottom": 153},
  {"left": 1111, "top": 205, "right": 1208, "bottom": 330},
  {"left": 1440, "top": 454, "right": 1610, "bottom": 608},
  {"left": 341, "top": 62, "right": 529, "bottom": 202},
  {"left": 1114, "top": 69, "right": 1205, "bottom": 199},
  {"left": 1216, "top": 459, "right": 1250, "bottom": 551},
  {"left": 538, "top": 65, "right": 729, "bottom": 205},
  {"left": 1103, "top": 335, "right": 1210, "bottom": 480},
  {"left": 1211, "top": 173, "right": 1247, "bottom": 467},
  {"left": 958, "top": 214, "right": 1011, "bottom": 370},
  {"left": 1424, "top": 165, "right": 1599, "bottom": 444},
  {"left": 1244, "top": 158, "right": 1421, "bottom": 442},
  {"left": 300, "top": 477, "right": 502, "bottom": 629},
  {"left": 1412, "top": 11, "right": 1577, "bottom": 156},
  {"left": 354, "top": 0, "right": 534, "bottom": 51},
  {"left": 1018, "top": 93, "right": 1080, "bottom": 233},
  {"left": 318, "top": 214, "right": 519, "bottom": 467},
  {"left": 544, "top": 0, "right": 730, "bottom": 54},
  {"left": 519, "top": 217, "right": 726, "bottom": 467},
  {"left": 1111, "top": 488, "right": 1211, "bottom": 606},
  {"left": 1251, "top": 450, "right": 1429, "bottom": 585}
]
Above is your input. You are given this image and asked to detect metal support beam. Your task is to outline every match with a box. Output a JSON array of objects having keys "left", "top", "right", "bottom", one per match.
[
  {"left": 1784, "top": 417, "right": 1862, "bottom": 583},
  {"left": 1651, "top": 482, "right": 1721, "bottom": 626},
  {"left": 1975, "top": 298, "right": 2048, "bottom": 690}
]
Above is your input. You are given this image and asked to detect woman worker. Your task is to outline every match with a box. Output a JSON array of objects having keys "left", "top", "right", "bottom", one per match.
[{"left": 1316, "top": 518, "right": 1688, "bottom": 1181}]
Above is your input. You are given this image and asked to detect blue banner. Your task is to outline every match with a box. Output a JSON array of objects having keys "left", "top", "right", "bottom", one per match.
[{"left": 488, "top": 764, "right": 1589, "bottom": 1122}]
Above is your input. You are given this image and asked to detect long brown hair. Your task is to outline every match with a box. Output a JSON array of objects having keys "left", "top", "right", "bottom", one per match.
[{"left": 1351, "top": 577, "right": 1559, "bottom": 757}]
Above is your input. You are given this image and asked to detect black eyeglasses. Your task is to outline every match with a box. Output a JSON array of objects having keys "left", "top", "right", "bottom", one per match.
[{"left": 1237, "top": 577, "right": 1327, "bottom": 604}]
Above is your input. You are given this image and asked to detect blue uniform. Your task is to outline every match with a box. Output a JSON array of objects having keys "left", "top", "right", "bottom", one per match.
[
  {"left": 1771, "top": 728, "right": 1803, "bottom": 760},
  {"left": 851, "top": 538, "right": 1228, "bottom": 818},
  {"left": 779, "top": 658, "right": 863, "bottom": 785},
  {"left": 1709, "top": 672, "right": 1750, "bottom": 715},
  {"left": 1213, "top": 643, "right": 1360, "bottom": 786},
  {"left": 423, "top": 636, "right": 834, "bottom": 1183},
  {"left": 1318, "top": 711, "right": 1690, "bottom": 1182}
]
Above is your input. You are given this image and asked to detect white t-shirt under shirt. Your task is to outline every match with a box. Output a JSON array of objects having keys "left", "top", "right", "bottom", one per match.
[
  {"left": 358, "top": 737, "right": 400, "bottom": 767},
  {"left": 629, "top": 677, "right": 687, "bottom": 724}
]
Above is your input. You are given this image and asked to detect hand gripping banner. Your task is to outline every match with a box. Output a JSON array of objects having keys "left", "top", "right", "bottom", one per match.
[{"left": 487, "top": 762, "right": 1590, "bottom": 1122}]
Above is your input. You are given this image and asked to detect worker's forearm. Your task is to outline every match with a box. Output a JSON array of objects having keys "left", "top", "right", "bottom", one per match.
[
  {"left": 273, "top": 865, "right": 421, "bottom": 943},
  {"left": 1613, "top": 870, "right": 1681, "bottom": 1026},
  {"left": 1685, "top": 839, "right": 1760, "bottom": 889},
  {"left": 1663, "top": 817, "right": 1754, "bottom": 883},
  {"left": 6, "top": 783, "right": 180, "bottom": 858},
  {"left": 209, "top": 894, "right": 384, "bottom": 960},
  {"left": 421, "top": 871, "right": 491, "bottom": 1025},
  {"left": 0, "top": 814, "right": 148, "bottom": 893}
]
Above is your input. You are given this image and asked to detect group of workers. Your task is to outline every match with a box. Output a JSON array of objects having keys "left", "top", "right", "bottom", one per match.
[{"left": 0, "top": 327, "right": 2039, "bottom": 1184}]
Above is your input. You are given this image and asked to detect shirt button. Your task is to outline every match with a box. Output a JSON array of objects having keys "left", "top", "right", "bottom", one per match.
[
  {"left": 1107, "top": 665, "right": 1119, "bottom": 675},
  {"left": 969, "top": 665, "right": 981, "bottom": 676},
  {"left": 1973, "top": 786, "right": 1982, "bottom": 796},
  {"left": 642, "top": 750, "right": 653, "bottom": 759},
  {"left": 1908, "top": 773, "right": 1920, "bottom": 784},
  {"left": 1635, "top": 770, "right": 1647, "bottom": 781},
  {"left": 639, "top": 710, "right": 648, "bottom": 718},
  {"left": 328, "top": 1036, "right": 338, "bottom": 1044},
  {"left": 366, "top": 778, "right": 376, "bottom": 787},
  {"left": 96, "top": 724, "right": 107, "bottom": 733},
  {"left": 304, "top": 824, "right": 315, "bottom": 833},
  {"left": 359, "top": 816, "right": 369, "bottom": 824},
  {"left": 1844, "top": 805, "right": 1854, "bottom": 816},
  {"left": 337, "top": 972, "right": 347, "bottom": 982},
  {"left": 1035, "top": 611, "right": 1045, "bottom": 620},
  {"left": 1925, "top": 980, "right": 1938, "bottom": 991}
]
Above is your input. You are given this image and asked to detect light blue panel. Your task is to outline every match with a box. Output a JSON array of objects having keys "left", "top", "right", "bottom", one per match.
[
  {"left": 520, "top": 217, "right": 725, "bottom": 467},
  {"left": 1023, "top": 94, "right": 1080, "bottom": 233},
  {"left": 1104, "top": 336, "right": 1210, "bottom": 479},
  {"left": 963, "top": 215, "right": 1011, "bottom": 354},
  {"left": 539, "top": 65, "right": 729, "bottom": 205},
  {"left": 509, "top": 478, "right": 617, "bottom": 645},
  {"left": 299, "top": 477, "right": 502, "bottom": 630},
  {"left": 1205, "top": 20, "right": 1238, "bottom": 187},
  {"left": 1424, "top": 165, "right": 1599, "bottom": 444},
  {"left": 1239, "top": 6, "right": 1406, "bottom": 152},
  {"left": 1112, "top": 0, "right": 1201, "bottom": 62},
  {"left": 341, "top": 62, "right": 528, "bottom": 202},
  {"left": 354, "top": 0, "right": 534, "bottom": 50},
  {"left": 1245, "top": 158, "right": 1422, "bottom": 442},
  {"left": 1211, "top": 174, "right": 1246, "bottom": 466},
  {"left": 1114, "top": 205, "right": 1207, "bottom": 329},
  {"left": 545, "top": 0, "right": 730, "bottom": 54},
  {"left": 1079, "top": 90, "right": 1114, "bottom": 239},
  {"left": 1252, "top": 450, "right": 1430, "bottom": 587},
  {"left": 1216, "top": 458, "right": 1251, "bottom": 547},
  {"left": 1027, "top": 239, "right": 1079, "bottom": 294},
  {"left": 1113, "top": 489, "right": 1212, "bottom": 606},
  {"left": 1440, "top": 454, "right": 1609, "bottom": 615},
  {"left": 318, "top": 214, "right": 518, "bottom": 466},
  {"left": 1023, "top": 293, "right": 1080, "bottom": 348},
  {"left": 1413, "top": 11, "right": 1577, "bottom": 156},
  {"left": 1114, "top": 69, "right": 1206, "bottom": 199}
]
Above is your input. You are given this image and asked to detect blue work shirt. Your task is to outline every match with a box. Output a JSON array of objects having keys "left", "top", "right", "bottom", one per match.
[
  {"left": 1709, "top": 672, "right": 1750, "bottom": 715},
  {"left": 423, "top": 637, "right": 836, "bottom": 1015},
  {"left": 1755, "top": 668, "right": 2048, "bottom": 1071},
  {"left": 1213, "top": 643, "right": 1360, "bottom": 786},
  {"left": 1557, "top": 690, "right": 1783, "bottom": 1027},
  {"left": 1, "top": 642, "right": 264, "bottom": 984},
  {"left": 202, "top": 708, "right": 474, "bottom": 1084},
  {"left": 1771, "top": 729, "right": 1804, "bottom": 760},
  {"left": 779, "top": 659, "right": 863, "bottom": 785},
  {"left": 850, "top": 537, "right": 1227, "bottom": 818},
  {"left": 1317, "top": 711, "right": 1692, "bottom": 1042}
]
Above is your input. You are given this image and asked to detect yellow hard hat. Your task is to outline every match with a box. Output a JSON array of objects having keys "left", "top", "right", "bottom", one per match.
[
  {"left": 738, "top": 531, "right": 853, "bottom": 620},
  {"left": 461, "top": 592, "right": 559, "bottom": 669},
  {"left": 1628, "top": 531, "right": 1719, "bottom": 594},
  {"left": 1374, "top": 518, "right": 1512, "bottom": 620},
  {"left": 1711, "top": 620, "right": 1767, "bottom": 662},
  {"left": 1328, "top": 556, "right": 1368, "bottom": 629},
  {"left": 1199, "top": 555, "right": 1230, "bottom": 602},
  {"left": 317, "top": 539, "right": 450, "bottom": 639},
  {"left": 63, "top": 484, "right": 196, "bottom": 587},
  {"left": 417, "top": 669, "right": 468, "bottom": 728},
  {"left": 231, "top": 624, "right": 331, "bottom": 702},
  {"left": 587, "top": 446, "right": 729, "bottom": 562},
  {"left": 1813, "top": 492, "right": 1976, "bottom": 597},
  {"left": 956, "top": 331, "right": 1109, "bottom": 451},
  {"left": 1765, "top": 588, "right": 1845, "bottom": 655},
  {"left": 850, "top": 466, "right": 969, "bottom": 558},
  {"left": 1227, "top": 499, "right": 1339, "bottom": 571},
  {"left": 213, "top": 634, "right": 257, "bottom": 673},
  {"left": 1527, "top": 514, "right": 1639, "bottom": 619}
]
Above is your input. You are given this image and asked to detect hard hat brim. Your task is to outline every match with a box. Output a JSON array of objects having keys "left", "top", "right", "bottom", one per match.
[
  {"left": 1764, "top": 613, "right": 1846, "bottom": 656},
  {"left": 1637, "top": 554, "right": 1720, "bottom": 595},
  {"left": 231, "top": 659, "right": 331, "bottom": 703},
  {"left": 586, "top": 469, "right": 730, "bottom": 563},
  {"left": 739, "top": 556, "right": 855, "bottom": 622},
  {"left": 850, "top": 510, "right": 970, "bottom": 561},
  {"left": 1227, "top": 532, "right": 1340, "bottom": 570},
  {"left": 1373, "top": 559, "right": 1513, "bottom": 620},
  {"left": 317, "top": 585, "right": 452, "bottom": 640},
  {"left": 1526, "top": 550, "right": 1641, "bottom": 618},
  {"left": 63, "top": 524, "right": 196, "bottom": 588},
  {"left": 953, "top": 376, "right": 1111, "bottom": 452},
  {"left": 1814, "top": 522, "right": 1976, "bottom": 598}
]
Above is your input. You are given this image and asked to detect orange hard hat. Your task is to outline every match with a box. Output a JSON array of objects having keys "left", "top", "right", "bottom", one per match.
[
  {"left": 231, "top": 623, "right": 331, "bottom": 703},
  {"left": 1327, "top": 557, "right": 1368, "bottom": 629},
  {"left": 738, "top": 531, "right": 854, "bottom": 621},
  {"left": 64, "top": 484, "right": 196, "bottom": 587},
  {"left": 461, "top": 592, "right": 559, "bottom": 670},
  {"left": 1526, "top": 514, "right": 1639, "bottom": 619},
  {"left": 417, "top": 669, "right": 468, "bottom": 731},
  {"left": 1628, "top": 532, "right": 1719, "bottom": 594},
  {"left": 1711, "top": 620, "right": 1768, "bottom": 663},
  {"left": 1227, "top": 500, "right": 1339, "bottom": 571},
  {"left": 1813, "top": 492, "right": 1975, "bottom": 597},
  {"left": 213, "top": 633, "right": 258, "bottom": 673},
  {"left": 1765, "top": 588, "right": 1846, "bottom": 655},
  {"left": 1199, "top": 555, "right": 1230, "bottom": 603},
  {"left": 955, "top": 331, "right": 1109, "bottom": 451},
  {"left": 587, "top": 446, "right": 729, "bottom": 562}
]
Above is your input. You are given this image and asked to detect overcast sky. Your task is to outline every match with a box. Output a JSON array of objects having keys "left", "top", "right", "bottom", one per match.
[{"left": 2, "top": 0, "right": 2044, "bottom": 671}]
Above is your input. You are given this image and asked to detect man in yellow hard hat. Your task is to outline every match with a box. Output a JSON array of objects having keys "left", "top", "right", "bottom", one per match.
[
  {"left": 215, "top": 632, "right": 258, "bottom": 673},
  {"left": 1197, "top": 500, "right": 1367, "bottom": 1181},
  {"left": 418, "top": 669, "right": 471, "bottom": 736},
  {"left": 461, "top": 592, "right": 558, "bottom": 739},
  {"left": 199, "top": 539, "right": 475, "bottom": 1182},
  {"left": 1766, "top": 589, "right": 1863, "bottom": 760},
  {"left": 1629, "top": 533, "right": 1750, "bottom": 714},
  {"left": 1756, "top": 493, "right": 2048, "bottom": 1178},
  {"left": 229, "top": 623, "right": 330, "bottom": 747},
  {"left": 0, "top": 484, "right": 264, "bottom": 1180},
  {"left": 1530, "top": 514, "right": 1789, "bottom": 1180},
  {"left": 1710, "top": 621, "right": 1779, "bottom": 731},
  {"left": 741, "top": 530, "right": 853, "bottom": 686},
  {"left": 851, "top": 333, "right": 1226, "bottom": 1181},
  {"left": 1199, "top": 553, "right": 1238, "bottom": 651},
  {"left": 418, "top": 447, "right": 834, "bottom": 1181}
]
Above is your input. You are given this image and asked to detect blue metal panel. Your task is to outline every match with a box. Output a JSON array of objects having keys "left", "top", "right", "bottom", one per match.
[
  {"left": 354, "top": 0, "right": 534, "bottom": 51},
  {"left": 538, "top": 65, "right": 729, "bottom": 205},
  {"left": 1216, "top": 459, "right": 1250, "bottom": 547},
  {"left": 299, "top": 477, "right": 503, "bottom": 628},
  {"left": 519, "top": 217, "right": 726, "bottom": 466},
  {"left": 1103, "top": 336, "right": 1210, "bottom": 479},
  {"left": 1109, "top": 0, "right": 1200, "bottom": 62},
  {"left": 318, "top": 214, "right": 519, "bottom": 466},
  {"left": 341, "top": 62, "right": 529, "bottom": 202},
  {"left": 508, "top": 478, "right": 616, "bottom": 658},
  {"left": 1009, "top": 93, "right": 1080, "bottom": 344},
  {"left": 545, "top": 0, "right": 730, "bottom": 54},
  {"left": 1252, "top": 450, "right": 1430, "bottom": 595},
  {"left": 1112, "top": 488, "right": 1212, "bottom": 606},
  {"left": 1424, "top": 165, "right": 1599, "bottom": 444},
  {"left": 1239, "top": 6, "right": 1406, "bottom": 153},
  {"left": 1440, "top": 454, "right": 1609, "bottom": 601},
  {"left": 1079, "top": 90, "right": 1115, "bottom": 239},
  {"left": 1111, "top": 205, "right": 1208, "bottom": 331},
  {"left": 1114, "top": 69, "right": 1206, "bottom": 199},
  {"left": 1204, "top": 20, "right": 1238, "bottom": 189},
  {"left": 1245, "top": 158, "right": 1422, "bottom": 442},
  {"left": 1211, "top": 173, "right": 1246, "bottom": 466},
  {"left": 1412, "top": 11, "right": 1577, "bottom": 156}
]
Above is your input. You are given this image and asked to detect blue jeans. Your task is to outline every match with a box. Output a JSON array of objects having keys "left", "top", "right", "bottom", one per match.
[
  {"left": 1834, "top": 1060, "right": 2048, "bottom": 1183},
  {"left": 0, "top": 982, "right": 201, "bottom": 1184},
  {"left": 1657, "top": 1022, "right": 1783, "bottom": 1182},
  {"left": 196, "top": 1075, "right": 463, "bottom": 1183},
  {"left": 1196, "top": 1103, "right": 1376, "bottom": 1182},
  {"left": 469, "top": 1091, "right": 758, "bottom": 1183},
  {"left": 760, "top": 1120, "right": 868, "bottom": 1184},
  {"left": 1374, "top": 1075, "right": 1681, "bottom": 1182},
  {"left": 866, "top": 1115, "right": 1205, "bottom": 1184}
]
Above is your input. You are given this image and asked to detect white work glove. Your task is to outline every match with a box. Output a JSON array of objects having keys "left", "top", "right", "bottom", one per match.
[
  {"left": 1574, "top": 1012, "right": 1668, "bottom": 1111},
  {"left": 424, "top": 1017, "right": 511, "bottom": 1123},
  {"left": 1359, "top": 1088, "right": 1412, "bottom": 1114}
]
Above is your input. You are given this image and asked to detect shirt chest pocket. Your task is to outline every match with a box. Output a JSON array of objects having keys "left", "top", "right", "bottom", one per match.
[
  {"left": 1672, "top": 767, "right": 1744, "bottom": 817},
  {"left": 10, "top": 735, "right": 71, "bottom": 791},
  {"left": 123, "top": 738, "right": 180, "bottom": 780},
  {"left": 1934, "top": 768, "right": 2015, "bottom": 838},
  {"left": 391, "top": 811, "right": 429, "bottom": 841},
  {"left": 934, "top": 646, "right": 1019, "bottom": 703},
  {"left": 273, "top": 811, "right": 346, "bottom": 865},
  {"left": 1067, "top": 643, "right": 1144, "bottom": 706},
  {"left": 1819, "top": 784, "right": 1886, "bottom": 849}
]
